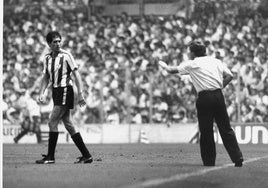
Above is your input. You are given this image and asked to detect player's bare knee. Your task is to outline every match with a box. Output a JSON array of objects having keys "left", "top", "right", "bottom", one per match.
[
  {"left": 65, "top": 124, "right": 76, "bottom": 135},
  {"left": 48, "top": 122, "right": 58, "bottom": 132}
]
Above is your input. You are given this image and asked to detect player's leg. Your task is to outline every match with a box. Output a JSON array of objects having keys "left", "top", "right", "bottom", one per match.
[
  {"left": 32, "top": 116, "right": 42, "bottom": 144},
  {"left": 214, "top": 92, "right": 243, "bottom": 166},
  {"left": 36, "top": 106, "right": 66, "bottom": 164},
  {"left": 62, "top": 109, "right": 93, "bottom": 164},
  {"left": 196, "top": 94, "right": 216, "bottom": 166},
  {"left": 14, "top": 129, "right": 28, "bottom": 143},
  {"left": 14, "top": 117, "right": 30, "bottom": 143}
]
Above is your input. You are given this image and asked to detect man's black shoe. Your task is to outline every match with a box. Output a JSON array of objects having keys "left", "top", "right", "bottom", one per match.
[
  {"left": 234, "top": 158, "right": 243, "bottom": 167},
  {"left": 204, "top": 163, "right": 215, "bottom": 167},
  {"left": 36, "top": 154, "right": 55, "bottom": 164},
  {"left": 74, "top": 156, "right": 93, "bottom": 164}
]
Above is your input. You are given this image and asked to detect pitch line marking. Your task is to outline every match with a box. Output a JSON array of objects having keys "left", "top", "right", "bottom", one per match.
[{"left": 124, "top": 155, "right": 268, "bottom": 188}]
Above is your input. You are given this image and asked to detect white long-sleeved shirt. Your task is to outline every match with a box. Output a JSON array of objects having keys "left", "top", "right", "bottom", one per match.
[{"left": 177, "top": 56, "right": 233, "bottom": 93}]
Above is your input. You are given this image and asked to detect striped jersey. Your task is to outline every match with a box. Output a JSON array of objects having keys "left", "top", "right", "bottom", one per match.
[{"left": 42, "top": 49, "right": 78, "bottom": 88}]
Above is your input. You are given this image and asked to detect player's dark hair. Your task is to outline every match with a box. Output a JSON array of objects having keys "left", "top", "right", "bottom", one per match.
[
  {"left": 188, "top": 41, "right": 206, "bottom": 57},
  {"left": 46, "top": 31, "right": 61, "bottom": 44}
]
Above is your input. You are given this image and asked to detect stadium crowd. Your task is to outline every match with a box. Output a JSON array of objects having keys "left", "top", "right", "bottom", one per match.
[{"left": 3, "top": 0, "right": 268, "bottom": 125}]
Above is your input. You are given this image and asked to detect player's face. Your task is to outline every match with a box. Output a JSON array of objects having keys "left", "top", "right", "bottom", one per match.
[{"left": 49, "top": 37, "right": 61, "bottom": 52}]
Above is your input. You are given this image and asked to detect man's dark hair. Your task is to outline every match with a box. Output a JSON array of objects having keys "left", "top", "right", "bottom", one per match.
[
  {"left": 46, "top": 31, "right": 61, "bottom": 44},
  {"left": 188, "top": 41, "right": 206, "bottom": 57}
]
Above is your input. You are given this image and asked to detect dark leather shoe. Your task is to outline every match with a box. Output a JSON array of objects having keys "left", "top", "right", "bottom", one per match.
[
  {"left": 36, "top": 154, "right": 55, "bottom": 164},
  {"left": 74, "top": 156, "right": 93, "bottom": 164},
  {"left": 203, "top": 162, "right": 215, "bottom": 166},
  {"left": 234, "top": 158, "right": 243, "bottom": 167}
]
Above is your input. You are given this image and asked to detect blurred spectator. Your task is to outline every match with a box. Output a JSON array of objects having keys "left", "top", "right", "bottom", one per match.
[
  {"left": 13, "top": 91, "right": 42, "bottom": 144},
  {"left": 131, "top": 107, "right": 143, "bottom": 124},
  {"left": 3, "top": 0, "right": 268, "bottom": 124},
  {"left": 106, "top": 106, "right": 120, "bottom": 124}
]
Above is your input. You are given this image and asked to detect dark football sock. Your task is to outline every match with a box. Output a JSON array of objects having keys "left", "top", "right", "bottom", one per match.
[
  {"left": 47, "top": 132, "right": 59, "bottom": 159},
  {"left": 71, "top": 132, "right": 91, "bottom": 158}
]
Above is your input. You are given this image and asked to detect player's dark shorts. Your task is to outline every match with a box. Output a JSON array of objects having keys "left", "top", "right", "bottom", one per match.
[{"left": 52, "top": 86, "right": 74, "bottom": 109}]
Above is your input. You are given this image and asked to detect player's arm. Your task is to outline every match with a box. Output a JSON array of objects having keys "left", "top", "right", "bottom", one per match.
[
  {"left": 72, "top": 68, "right": 86, "bottom": 107},
  {"left": 223, "top": 72, "right": 233, "bottom": 88},
  {"left": 66, "top": 50, "right": 86, "bottom": 107},
  {"left": 222, "top": 63, "right": 233, "bottom": 88},
  {"left": 39, "top": 72, "right": 49, "bottom": 103},
  {"left": 158, "top": 60, "right": 179, "bottom": 74}
]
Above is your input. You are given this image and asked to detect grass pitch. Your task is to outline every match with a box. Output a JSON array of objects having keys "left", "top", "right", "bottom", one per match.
[{"left": 3, "top": 143, "right": 268, "bottom": 188}]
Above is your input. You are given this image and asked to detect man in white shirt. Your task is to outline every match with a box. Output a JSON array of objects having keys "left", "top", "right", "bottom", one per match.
[
  {"left": 13, "top": 91, "right": 42, "bottom": 143},
  {"left": 159, "top": 41, "right": 243, "bottom": 167}
]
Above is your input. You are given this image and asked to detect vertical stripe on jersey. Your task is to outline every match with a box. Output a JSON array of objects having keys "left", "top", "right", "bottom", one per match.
[
  {"left": 51, "top": 58, "right": 55, "bottom": 86},
  {"left": 45, "top": 56, "right": 49, "bottom": 75},
  {"left": 66, "top": 60, "right": 72, "bottom": 86},
  {"left": 57, "top": 56, "right": 64, "bottom": 87},
  {"left": 60, "top": 59, "right": 68, "bottom": 87},
  {"left": 62, "top": 87, "right": 67, "bottom": 105}
]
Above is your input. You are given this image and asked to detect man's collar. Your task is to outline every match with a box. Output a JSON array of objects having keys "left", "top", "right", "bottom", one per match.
[{"left": 51, "top": 49, "right": 61, "bottom": 58}]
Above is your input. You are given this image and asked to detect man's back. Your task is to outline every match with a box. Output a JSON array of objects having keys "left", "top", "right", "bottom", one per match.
[{"left": 180, "top": 56, "right": 232, "bottom": 93}]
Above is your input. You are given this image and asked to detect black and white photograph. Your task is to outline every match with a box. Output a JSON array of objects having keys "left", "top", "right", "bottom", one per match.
[{"left": 2, "top": 0, "right": 268, "bottom": 188}]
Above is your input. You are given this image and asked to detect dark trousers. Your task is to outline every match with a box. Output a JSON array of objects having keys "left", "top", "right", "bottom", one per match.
[{"left": 196, "top": 89, "right": 243, "bottom": 165}]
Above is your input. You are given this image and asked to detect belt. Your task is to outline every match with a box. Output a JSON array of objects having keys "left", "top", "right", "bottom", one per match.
[{"left": 198, "top": 88, "right": 221, "bottom": 96}]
